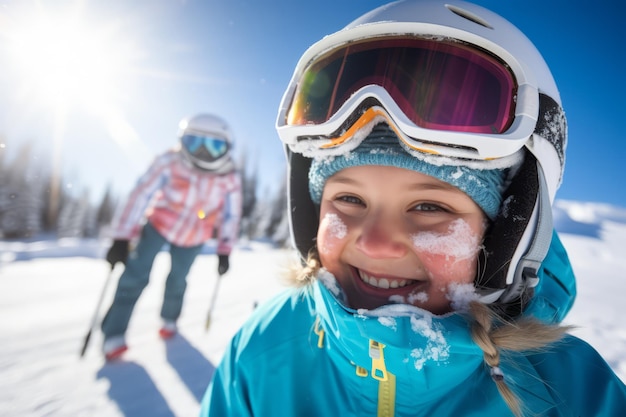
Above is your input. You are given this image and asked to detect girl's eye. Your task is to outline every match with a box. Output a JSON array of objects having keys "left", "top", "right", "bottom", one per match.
[
  {"left": 412, "top": 202, "right": 446, "bottom": 212},
  {"left": 337, "top": 195, "right": 364, "bottom": 206}
]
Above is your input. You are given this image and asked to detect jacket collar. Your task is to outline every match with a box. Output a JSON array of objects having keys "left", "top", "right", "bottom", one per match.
[
  {"left": 310, "top": 271, "right": 484, "bottom": 395},
  {"left": 308, "top": 270, "right": 557, "bottom": 409}
]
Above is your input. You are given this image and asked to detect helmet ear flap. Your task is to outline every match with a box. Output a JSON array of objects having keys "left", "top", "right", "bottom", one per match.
[
  {"left": 476, "top": 152, "right": 541, "bottom": 317},
  {"left": 474, "top": 94, "right": 565, "bottom": 318},
  {"left": 287, "top": 150, "right": 319, "bottom": 262}
]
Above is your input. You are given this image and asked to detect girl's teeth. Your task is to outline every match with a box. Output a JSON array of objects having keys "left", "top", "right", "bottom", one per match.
[{"left": 359, "top": 271, "right": 408, "bottom": 289}]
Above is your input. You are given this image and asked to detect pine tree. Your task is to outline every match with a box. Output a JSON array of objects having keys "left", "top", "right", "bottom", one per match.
[
  {"left": 264, "top": 174, "right": 289, "bottom": 246},
  {"left": 96, "top": 185, "right": 117, "bottom": 231},
  {"left": 0, "top": 140, "right": 45, "bottom": 238},
  {"left": 237, "top": 148, "right": 258, "bottom": 239}
]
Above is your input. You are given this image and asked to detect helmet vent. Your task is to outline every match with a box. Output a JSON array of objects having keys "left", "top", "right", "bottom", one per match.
[{"left": 445, "top": 4, "right": 493, "bottom": 29}]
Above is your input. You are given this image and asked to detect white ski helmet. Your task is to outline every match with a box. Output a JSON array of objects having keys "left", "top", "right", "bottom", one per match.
[
  {"left": 178, "top": 113, "right": 236, "bottom": 173},
  {"left": 276, "top": 0, "right": 567, "bottom": 316}
]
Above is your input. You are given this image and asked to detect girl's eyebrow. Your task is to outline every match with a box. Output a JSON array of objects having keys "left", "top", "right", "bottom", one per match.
[
  {"left": 407, "top": 182, "right": 457, "bottom": 192},
  {"left": 326, "top": 174, "right": 362, "bottom": 185},
  {"left": 328, "top": 173, "right": 458, "bottom": 192}
]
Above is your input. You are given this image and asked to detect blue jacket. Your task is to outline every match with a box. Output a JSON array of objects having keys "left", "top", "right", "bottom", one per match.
[
  {"left": 526, "top": 230, "right": 577, "bottom": 323},
  {"left": 200, "top": 233, "right": 624, "bottom": 416}
]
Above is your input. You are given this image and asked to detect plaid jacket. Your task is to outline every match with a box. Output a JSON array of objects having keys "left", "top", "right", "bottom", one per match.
[{"left": 111, "top": 149, "right": 242, "bottom": 253}]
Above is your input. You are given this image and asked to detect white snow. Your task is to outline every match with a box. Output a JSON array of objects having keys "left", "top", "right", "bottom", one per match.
[
  {"left": 409, "top": 314, "right": 450, "bottom": 370},
  {"left": 318, "top": 213, "right": 347, "bottom": 255},
  {"left": 411, "top": 218, "right": 482, "bottom": 260},
  {"left": 447, "top": 282, "right": 480, "bottom": 312},
  {"left": 408, "top": 291, "right": 429, "bottom": 304},
  {"left": 324, "top": 213, "right": 347, "bottom": 240},
  {"left": 1, "top": 200, "right": 625, "bottom": 416}
]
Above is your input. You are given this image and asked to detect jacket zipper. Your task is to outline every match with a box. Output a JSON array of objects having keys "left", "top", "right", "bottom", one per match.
[
  {"left": 369, "top": 339, "right": 395, "bottom": 417},
  {"left": 314, "top": 318, "right": 395, "bottom": 416}
]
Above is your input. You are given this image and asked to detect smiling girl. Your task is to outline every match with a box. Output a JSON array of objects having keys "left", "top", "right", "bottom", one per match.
[
  {"left": 200, "top": 1, "right": 625, "bottom": 416},
  {"left": 312, "top": 136, "right": 492, "bottom": 315}
]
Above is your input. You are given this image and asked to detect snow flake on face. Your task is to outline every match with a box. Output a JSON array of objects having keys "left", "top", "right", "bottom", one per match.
[
  {"left": 446, "top": 283, "right": 480, "bottom": 312},
  {"left": 325, "top": 213, "right": 347, "bottom": 239},
  {"left": 409, "top": 314, "right": 450, "bottom": 370},
  {"left": 387, "top": 290, "right": 429, "bottom": 305},
  {"left": 387, "top": 290, "right": 428, "bottom": 305},
  {"left": 411, "top": 218, "right": 482, "bottom": 260},
  {"left": 319, "top": 213, "right": 347, "bottom": 255},
  {"left": 408, "top": 291, "right": 429, "bottom": 304}
]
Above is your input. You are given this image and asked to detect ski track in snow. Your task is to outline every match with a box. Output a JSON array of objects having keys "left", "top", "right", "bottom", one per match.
[{"left": 1, "top": 202, "right": 625, "bottom": 416}]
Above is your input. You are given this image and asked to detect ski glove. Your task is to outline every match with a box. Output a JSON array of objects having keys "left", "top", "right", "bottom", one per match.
[
  {"left": 106, "top": 239, "right": 130, "bottom": 267},
  {"left": 218, "top": 254, "right": 230, "bottom": 275}
]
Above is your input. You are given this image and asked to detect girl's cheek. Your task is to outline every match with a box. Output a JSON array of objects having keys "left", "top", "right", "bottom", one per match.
[
  {"left": 420, "top": 253, "right": 477, "bottom": 282},
  {"left": 318, "top": 212, "right": 348, "bottom": 255},
  {"left": 410, "top": 218, "right": 483, "bottom": 282}
]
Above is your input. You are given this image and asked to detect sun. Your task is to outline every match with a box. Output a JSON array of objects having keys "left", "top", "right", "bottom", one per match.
[
  {"left": 0, "top": 2, "right": 153, "bottom": 216},
  {"left": 1, "top": 2, "right": 154, "bottom": 168},
  {"left": 4, "top": 5, "right": 137, "bottom": 117}
]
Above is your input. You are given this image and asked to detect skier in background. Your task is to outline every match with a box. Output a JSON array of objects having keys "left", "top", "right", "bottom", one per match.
[{"left": 101, "top": 113, "right": 242, "bottom": 361}]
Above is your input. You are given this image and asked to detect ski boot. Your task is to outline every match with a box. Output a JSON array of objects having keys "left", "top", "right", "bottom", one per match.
[
  {"left": 103, "top": 335, "right": 127, "bottom": 361},
  {"left": 159, "top": 320, "right": 177, "bottom": 340}
]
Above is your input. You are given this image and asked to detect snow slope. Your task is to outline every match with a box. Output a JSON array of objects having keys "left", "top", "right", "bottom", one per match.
[{"left": 0, "top": 200, "right": 625, "bottom": 416}]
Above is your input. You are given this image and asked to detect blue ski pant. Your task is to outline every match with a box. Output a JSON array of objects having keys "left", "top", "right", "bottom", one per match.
[{"left": 101, "top": 222, "right": 204, "bottom": 339}]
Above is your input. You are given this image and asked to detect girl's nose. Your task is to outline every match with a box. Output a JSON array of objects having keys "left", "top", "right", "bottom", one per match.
[{"left": 355, "top": 213, "right": 407, "bottom": 259}]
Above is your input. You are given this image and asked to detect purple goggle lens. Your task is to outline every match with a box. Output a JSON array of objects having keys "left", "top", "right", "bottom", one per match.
[{"left": 286, "top": 37, "right": 516, "bottom": 134}]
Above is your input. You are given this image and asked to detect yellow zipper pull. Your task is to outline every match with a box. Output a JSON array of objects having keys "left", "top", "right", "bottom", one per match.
[
  {"left": 369, "top": 340, "right": 388, "bottom": 381},
  {"left": 313, "top": 316, "right": 325, "bottom": 349}
]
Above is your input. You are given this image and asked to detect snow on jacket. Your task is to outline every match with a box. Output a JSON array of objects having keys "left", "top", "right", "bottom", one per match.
[
  {"left": 111, "top": 149, "right": 242, "bottom": 252},
  {"left": 200, "top": 234, "right": 625, "bottom": 416}
]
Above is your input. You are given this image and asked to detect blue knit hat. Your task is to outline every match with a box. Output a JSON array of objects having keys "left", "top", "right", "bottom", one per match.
[{"left": 308, "top": 125, "right": 508, "bottom": 220}]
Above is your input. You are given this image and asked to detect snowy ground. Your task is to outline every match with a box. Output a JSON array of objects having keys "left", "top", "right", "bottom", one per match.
[{"left": 1, "top": 200, "right": 625, "bottom": 416}]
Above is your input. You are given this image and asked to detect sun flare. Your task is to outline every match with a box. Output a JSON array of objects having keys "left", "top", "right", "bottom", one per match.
[
  {"left": 1, "top": 3, "right": 153, "bottom": 164},
  {"left": 0, "top": 1, "right": 155, "bottom": 213},
  {"left": 5, "top": 7, "right": 136, "bottom": 114}
]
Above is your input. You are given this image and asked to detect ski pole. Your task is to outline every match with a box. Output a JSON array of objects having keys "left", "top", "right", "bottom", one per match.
[
  {"left": 204, "top": 271, "right": 224, "bottom": 332},
  {"left": 79, "top": 264, "right": 116, "bottom": 358}
]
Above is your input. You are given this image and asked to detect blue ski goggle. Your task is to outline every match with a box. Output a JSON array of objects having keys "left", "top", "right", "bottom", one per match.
[{"left": 181, "top": 134, "right": 229, "bottom": 161}]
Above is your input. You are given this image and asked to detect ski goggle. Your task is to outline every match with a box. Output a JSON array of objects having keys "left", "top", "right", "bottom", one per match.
[
  {"left": 181, "top": 134, "right": 229, "bottom": 161},
  {"left": 277, "top": 36, "right": 540, "bottom": 161}
]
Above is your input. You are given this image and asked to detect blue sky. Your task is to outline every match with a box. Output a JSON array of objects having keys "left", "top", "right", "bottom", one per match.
[{"left": 1, "top": 0, "right": 624, "bottom": 208}]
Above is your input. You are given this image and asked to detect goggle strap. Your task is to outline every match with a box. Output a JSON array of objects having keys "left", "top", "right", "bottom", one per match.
[{"left": 534, "top": 93, "right": 566, "bottom": 176}]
